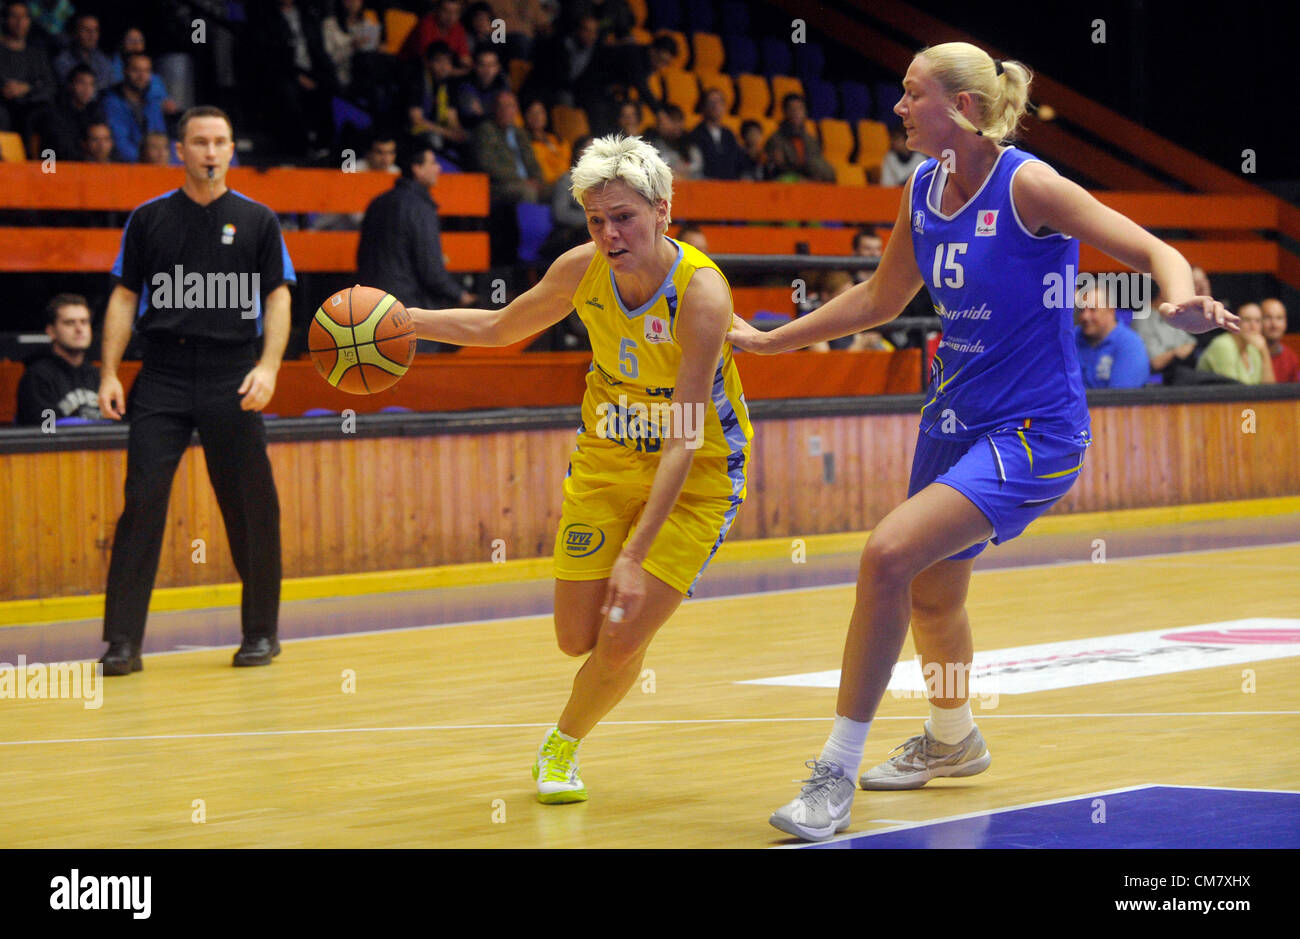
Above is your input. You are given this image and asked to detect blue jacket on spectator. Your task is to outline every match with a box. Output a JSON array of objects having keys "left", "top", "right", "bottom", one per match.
[
  {"left": 1075, "top": 322, "right": 1151, "bottom": 389},
  {"left": 102, "top": 82, "right": 165, "bottom": 163}
]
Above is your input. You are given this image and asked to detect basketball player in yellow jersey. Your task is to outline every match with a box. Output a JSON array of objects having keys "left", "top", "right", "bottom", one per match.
[{"left": 406, "top": 135, "right": 753, "bottom": 803}]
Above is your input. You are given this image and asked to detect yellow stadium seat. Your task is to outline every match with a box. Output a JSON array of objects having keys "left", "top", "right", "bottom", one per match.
[
  {"left": 831, "top": 160, "right": 867, "bottom": 186},
  {"left": 551, "top": 105, "right": 590, "bottom": 144},
  {"left": 735, "top": 73, "right": 771, "bottom": 120},
  {"left": 819, "top": 118, "right": 854, "bottom": 163},
  {"left": 627, "top": 0, "right": 648, "bottom": 28},
  {"left": 631, "top": 26, "right": 653, "bottom": 44},
  {"left": 0, "top": 131, "right": 25, "bottom": 162},
  {"left": 720, "top": 114, "right": 743, "bottom": 138},
  {"left": 697, "top": 70, "right": 735, "bottom": 112},
  {"left": 856, "top": 119, "right": 891, "bottom": 169},
  {"left": 656, "top": 30, "right": 689, "bottom": 68},
  {"left": 384, "top": 9, "right": 417, "bottom": 55},
  {"left": 692, "top": 33, "right": 725, "bottom": 74},
  {"left": 769, "top": 75, "right": 805, "bottom": 112}
]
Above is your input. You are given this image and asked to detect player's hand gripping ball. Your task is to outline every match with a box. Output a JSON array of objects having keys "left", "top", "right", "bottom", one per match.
[{"left": 309, "top": 285, "right": 416, "bottom": 394}]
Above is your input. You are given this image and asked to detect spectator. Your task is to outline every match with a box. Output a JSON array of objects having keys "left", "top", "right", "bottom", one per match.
[
  {"left": 644, "top": 103, "right": 700, "bottom": 179},
  {"left": 464, "top": 2, "right": 501, "bottom": 58},
  {"left": 313, "top": 133, "right": 399, "bottom": 230},
  {"left": 455, "top": 45, "right": 509, "bottom": 131},
  {"left": 400, "top": 0, "right": 471, "bottom": 72},
  {"left": 107, "top": 27, "right": 179, "bottom": 119},
  {"left": 15, "top": 293, "right": 102, "bottom": 425},
  {"left": 879, "top": 122, "right": 926, "bottom": 186},
  {"left": 102, "top": 52, "right": 165, "bottom": 163},
  {"left": 321, "top": 0, "right": 382, "bottom": 91},
  {"left": 0, "top": 1, "right": 55, "bottom": 136},
  {"left": 522, "top": 12, "right": 611, "bottom": 126},
  {"left": 1074, "top": 286, "right": 1151, "bottom": 388},
  {"left": 524, "top": 98, "right": 570, "bottom": 185},
  {"left": 1261, "top": 297, "right": 1298, "bottom": 382},
  {"left": 23, "top": 0, "right": 70, "bottom": 41},
  {"left": 138, "top": 130, "right": 170, "bottom": 165},
  {"left": 52, "top": 13, "right": 111, "bottom": 89},
  {"left": 538, "top": 132, "right": 592, "bottom": 266},
  {"left": 850, "top": 228, "right": 883, "bottom": 283},
  {"left": 765, "top": 93, "right": 834, "bottom": 182},
  {"left": 677, "top": 224, "right": 708, "bottom": 253},
  {"left": 32, "top": 62, "right": 101, "bottom": 162},
  {"left": 1131, "top": 284, "right": 1197, "bottom": 383},
  {"left": 407, "top": 40, "right": 468, "bottom": 165},
  {"left": 253, "top": 0, "right": 339, "bottom": 160},
  {"left": 473, "top": 89, "right": 549, "bottom": 262},
  {"left": 78, "top": 119, "right": 115, "bottom": 161},
  {"left": 802, "top": 271, "right": 858, "bottom": 351},
  {"left": 686, "top": 87, "right": 744, "bottom": 180},
  {"left": 491, "top": 0, "right": 552, "bottom": 61},
  {"left": 1197, "top": 302, "right": 1274, "bottom": 384},
  {"left": 561, "top": 0, "right": 634, "bottom": 42},
  {"left": 738, "top": 119, "right": 769, "bottom": 180},
  {"left": 357, "top": 135, "right": 475, "bottom": 352},
  {"left": 615, "top": 99, "right": 643, "bottom": 138}
]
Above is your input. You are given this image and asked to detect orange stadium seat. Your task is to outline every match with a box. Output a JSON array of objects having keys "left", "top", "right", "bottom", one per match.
[
  {"left": 0, "top": 131, "right": 25, "bottom": 162},
  {"left": 654, "top": 67, "right": 700, "bottom": 116},
  {"left": 856, "top": 119, "right": 891, "bottom": 169},
  {"left": 735, "top": 74, "right": 771, "bottom": 120},
  {"left": 657, "top": 29, "right": 690, "bottom": 68},
  {"left": 692, "top": 33, "right": 725, "bottom": 74},
  {"left": 769, "top": 75, "right": 805, "bottom": 111},
  {"left": 697, "top": 71, "right": 735, "bottom": 111},
  {"left": 627, "top": 0, "right": 648, "bottom": 28},
  {"left": 819, "top": 118, "right": 854, "bottom": 164},
  {"left": 830, "top": 160, "right": 867, "bottom": 186},
  {"left": 631, "top": 26, "right": 653, "bottom": 44},
  {"left": 509, "top": 59, "right": 531, "bottom": 93},
  {"left": 550, "top": 105, "right": 590, "bottom": 144},
  {"left": 383, "top": 9, "right": 417, "bottom": 55}
]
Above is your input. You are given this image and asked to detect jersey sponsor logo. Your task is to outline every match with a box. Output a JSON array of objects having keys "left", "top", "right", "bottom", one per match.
[
  {"left": 912, "top": 210, "right": 925, "bottom": 234},
  {"left": 644, "top": 314, "right": 670, "bottom": 343},
  {"left": 585, "top": 297, "right": 604, "bottom": 310},
  {"left": 975, "top": 209, "right": 998, "bottom": 236},
  {"left": 562, "top": 523, "right": 606, "bottom": 558},
  {"left": 221, "top": 223, "right": 236, "bottom": 245}
]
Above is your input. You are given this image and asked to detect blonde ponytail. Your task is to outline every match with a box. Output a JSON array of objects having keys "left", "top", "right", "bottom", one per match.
[{"left": 918, "top": 42, "right": 1033, "bottom": 143}]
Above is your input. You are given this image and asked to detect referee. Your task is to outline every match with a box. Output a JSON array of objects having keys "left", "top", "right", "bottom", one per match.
[{"left": 97, "top": 105, "right": 295, "bottom": 675}]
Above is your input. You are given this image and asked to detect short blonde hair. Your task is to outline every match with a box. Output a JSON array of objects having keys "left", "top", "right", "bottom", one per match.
[
  {"left": 570, "top": 134, "right": 674, "bottom": 226},
  {"left": 917, "top": 42, "right": 1032, "bottom": 143}
]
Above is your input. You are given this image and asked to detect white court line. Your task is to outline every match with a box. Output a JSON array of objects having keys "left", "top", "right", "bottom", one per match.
[
  {"left": 783, "top": 782, "right": 1300, "bottom": 849},
  {"left": 1, "top": 711, "right": 1295, "bottom": 748}
]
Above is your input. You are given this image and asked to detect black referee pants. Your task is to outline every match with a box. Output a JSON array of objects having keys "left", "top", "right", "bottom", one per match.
[{"left": 103, "top": 338, "right": 281, "bottom": 646}]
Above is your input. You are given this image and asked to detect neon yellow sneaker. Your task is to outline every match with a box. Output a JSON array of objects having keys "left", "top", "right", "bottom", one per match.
[{"left": 532, "top": 728, "right": 588, "bottom": 804}]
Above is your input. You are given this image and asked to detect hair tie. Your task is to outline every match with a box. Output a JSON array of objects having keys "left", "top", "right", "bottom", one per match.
[{"left": 994, "top": 59, "right": 1004, "bottom": 76}]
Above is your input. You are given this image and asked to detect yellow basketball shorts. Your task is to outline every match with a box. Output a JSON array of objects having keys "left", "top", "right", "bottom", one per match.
[{"left": 552, "top": 437, "right": 747, "bottom": 597}]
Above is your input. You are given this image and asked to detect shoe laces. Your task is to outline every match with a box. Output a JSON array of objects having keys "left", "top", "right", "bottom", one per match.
[
  {"left": 795, "top": 759, "right": 841, "bottom": 801},
  {"left": 889, "top": 733, "right": 931, "bottom": 770},
  {"left": 540, "top": 736, "right": 579, "bottom": 783}
]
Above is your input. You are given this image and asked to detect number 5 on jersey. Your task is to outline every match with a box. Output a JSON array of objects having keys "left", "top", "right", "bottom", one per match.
[
  {"left": 932, "top": 243, "right": 967, "bottom": 289},
  {"left": 619, "top": 337, "right": 639, "bottom": 379}
]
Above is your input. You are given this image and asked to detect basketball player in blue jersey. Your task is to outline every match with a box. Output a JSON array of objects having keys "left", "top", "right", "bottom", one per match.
[
  {"left": 727, "top": 42, "right": 1237, "bottom": 841},
  {"left": 406, "top": 135, "right": 753, "bottom": 804}
]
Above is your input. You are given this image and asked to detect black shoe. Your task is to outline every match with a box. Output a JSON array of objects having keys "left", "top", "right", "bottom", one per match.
[
  {"left": 100, "top": 642, "right": 142, "bottom": 676},
  {"left": 232, "top": 636, "right": 281, "bottom": 667}
]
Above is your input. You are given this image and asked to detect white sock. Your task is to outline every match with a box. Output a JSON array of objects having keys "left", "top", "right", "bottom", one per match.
[
  {"left": 552, "top": 727, "right": 579, "bottom": 743},
  {"left": 819, "top": 715, "right": 871, "bottom": 777},
  {"left": 926, "top": 701, "right": 974, "bottom": 745}
]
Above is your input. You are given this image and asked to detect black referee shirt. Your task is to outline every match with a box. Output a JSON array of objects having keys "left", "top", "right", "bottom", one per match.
[{"left": 111, "top": 188, "right": 296, "bottom": 344}]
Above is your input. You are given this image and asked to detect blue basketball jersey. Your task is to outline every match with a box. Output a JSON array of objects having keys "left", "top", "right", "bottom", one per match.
[{"left": 908, "top": 147, "right": 1090, "bottom": 442}]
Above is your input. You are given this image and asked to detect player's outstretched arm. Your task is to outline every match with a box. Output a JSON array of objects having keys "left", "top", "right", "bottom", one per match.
[
  {"left": 1013, "top": 162, "right": 1238, "bottom": 335},
  {"left": 407, "top": 244, "right": 594, "bottom": 347},
  {"left": 727, "top": 176, "right": 924, "bottom": 354}
]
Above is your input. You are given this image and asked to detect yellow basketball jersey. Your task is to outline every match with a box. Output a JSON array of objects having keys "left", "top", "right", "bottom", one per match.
[{"left": 570, "top": 236, "right": 753, "bottom": 477}]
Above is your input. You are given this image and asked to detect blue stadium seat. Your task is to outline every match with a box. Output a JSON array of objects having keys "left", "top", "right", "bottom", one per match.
[
  {"left": 332, "top": 96, "right": 372, "bottom": 138},
  {"left": 378, "top": 406, "right": 414, "bottom": 413},
  {"left": 646, "top": 0, "right": 684, "bottom": 31},
  {"left": 872, "top": 81, "right": 901, "bottom": 121},
  {"left": 793, "top": 41, "right": 825, "bottom": 81},
  {"left": 723, "top": 34, "right": 758, "bottom": 75},
  {"left": 303, "top": 408, "right": 339, "bottom": 417},
  {"left": 685, "top": 1, "right": 715, "bottom": 32},
  {"left": 760, "top": 37, "right": 793, "bottom": 76},
  {"left": 516, "top": 203, "right": 554, "bottom": 264},
  {"left": 717, "top": 1, "right": 749, "bottom": 35},
  {"left": 839, "top": 80, "right": 872, "bottom": 123},
  {"left": 805, "top": 79, "right": 837, "bottom": 120}
]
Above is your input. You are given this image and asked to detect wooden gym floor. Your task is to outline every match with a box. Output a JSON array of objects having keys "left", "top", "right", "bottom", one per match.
[{"left": 1, "top": 507, "right": 1297, "bottom": 848}]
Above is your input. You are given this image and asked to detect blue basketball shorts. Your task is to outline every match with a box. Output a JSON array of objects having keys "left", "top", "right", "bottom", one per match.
[{"left": 907, "top": 426, "right": 1091, "bottom": 561}]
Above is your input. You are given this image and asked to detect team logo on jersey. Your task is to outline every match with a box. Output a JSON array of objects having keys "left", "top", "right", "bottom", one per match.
[
  {"left": 644, "top": 314, "right": 670, "bottom": 343},
  {"left": 221, "top": 224, "right": 236, "bottom": 245},
  {"left": 912, "top": 211, "right": 925, "bottom": 234},
  {"left": 975, "top": 210, "right": 998, "bottom": 236},
  {"left": 585, "top": 297, "right": 604, "bottom": 310},
  {"left": 562, "top": 523, "right": 606, "bottom": 558}
]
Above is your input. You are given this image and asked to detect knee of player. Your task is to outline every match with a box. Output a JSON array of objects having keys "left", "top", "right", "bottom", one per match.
[
  {"left": 554, "top": 619, "right": 597, "bottom": 657},
  {"left": 859, "top": 533, "right": 918, "bottom": 587},
  {"left": 594, "top": 626, "right": 646, "bottom": 671}
]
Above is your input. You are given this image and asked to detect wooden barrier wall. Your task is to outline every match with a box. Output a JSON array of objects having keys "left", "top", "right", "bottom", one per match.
[{"left": 2, "top": 396, "right": 1298, "bottom": 601}]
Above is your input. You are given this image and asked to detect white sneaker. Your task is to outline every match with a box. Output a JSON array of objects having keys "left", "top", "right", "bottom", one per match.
[
  {"left": 532, "top": 728, "right": 588, "bottom": 804},
  {"left": 859, "top": 726, "right": 991, "bottom": 790},
  {"left": 769, "top": 759, "right": 855, "bottom": 842}
]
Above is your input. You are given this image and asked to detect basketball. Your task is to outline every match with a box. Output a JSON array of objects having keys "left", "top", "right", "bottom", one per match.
[{"left": 309, "top": 285, "right": 416, "bottom": 394}]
